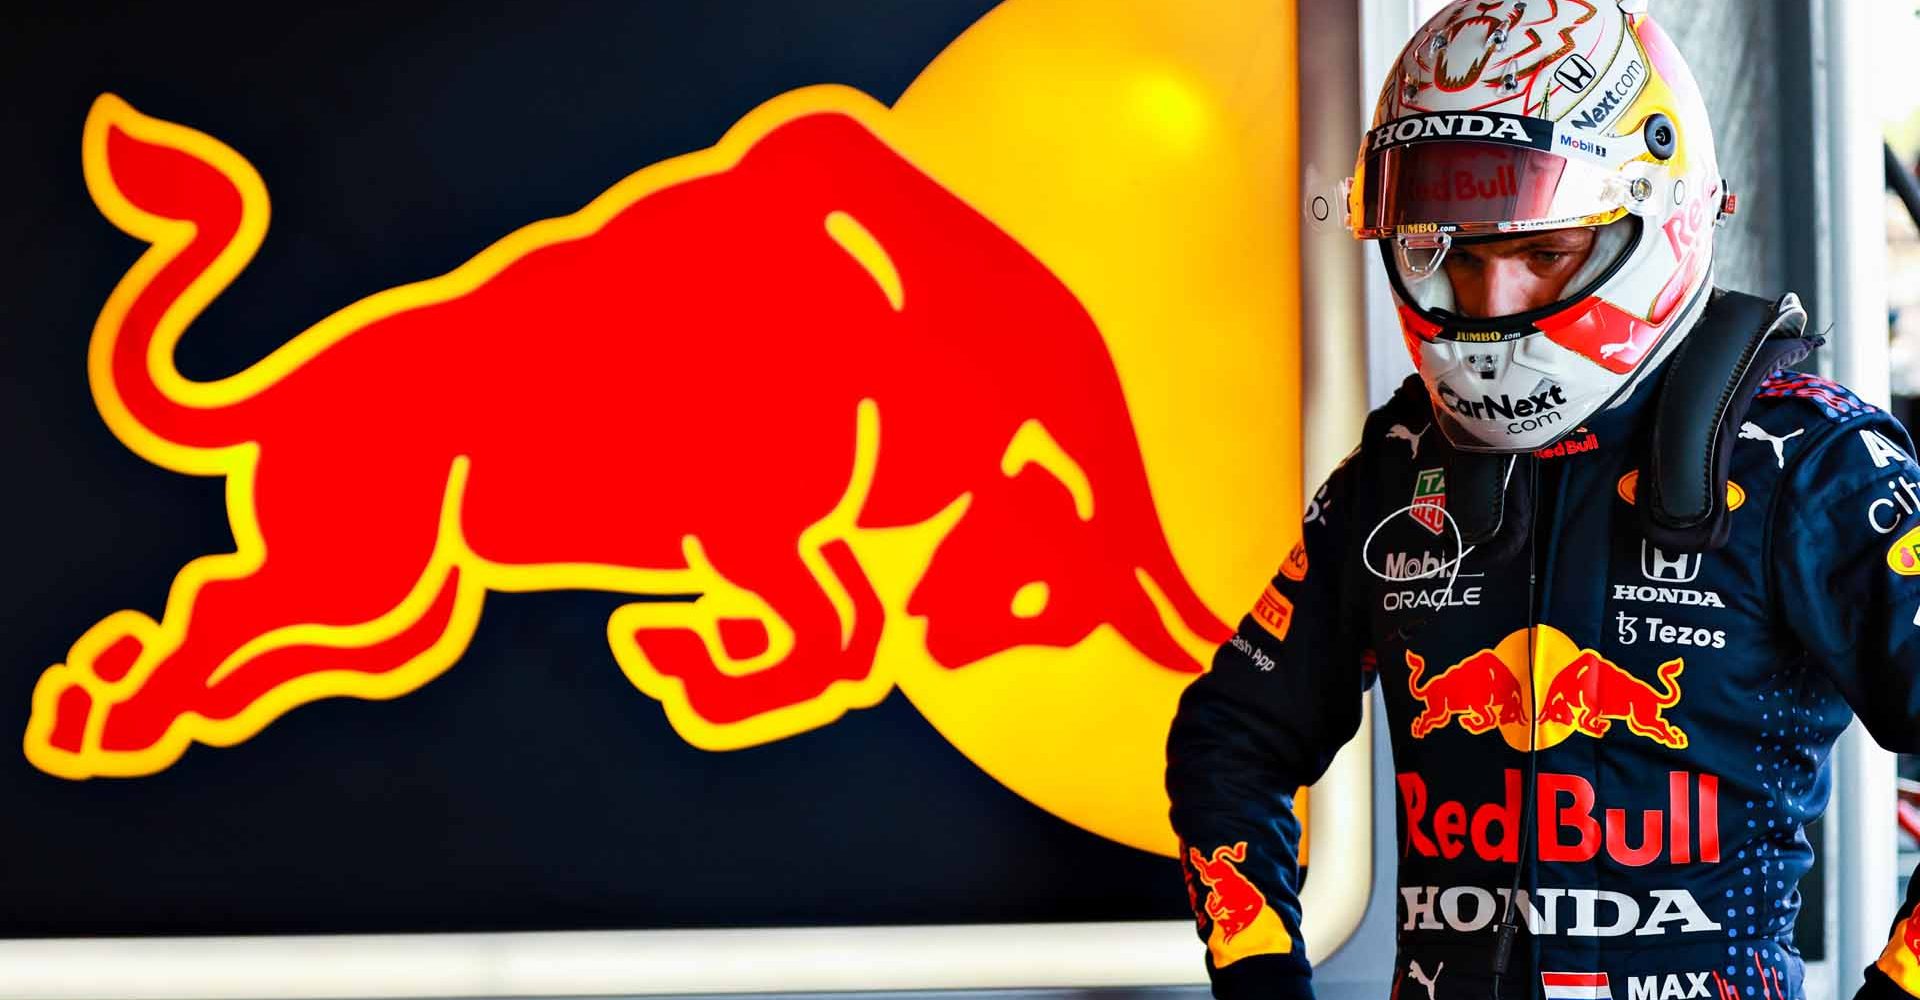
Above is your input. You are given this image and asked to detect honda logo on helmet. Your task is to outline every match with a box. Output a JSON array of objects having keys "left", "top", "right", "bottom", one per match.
[
  {"left": 1369, "top": 112, "right": 1552, "bottom": 153},
  {"left": 1555, "top": 54, "right": 1598, "bottom": 93}
]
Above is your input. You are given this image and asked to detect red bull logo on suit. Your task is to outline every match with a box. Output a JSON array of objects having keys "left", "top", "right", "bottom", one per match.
[{"left": 1405, "top": 624, "right": 1687, "bottom": 752}]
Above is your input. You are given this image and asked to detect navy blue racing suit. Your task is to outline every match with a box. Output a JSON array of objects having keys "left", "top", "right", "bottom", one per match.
[{"left": 1167, "top": 367, "right": 1920, "bottom": 1000}]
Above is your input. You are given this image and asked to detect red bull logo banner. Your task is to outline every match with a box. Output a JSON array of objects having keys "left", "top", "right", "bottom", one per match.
[
  {"left": 27, "top": 89, "right": 1228, "bottom": 814},
  {"left": 13, "top": 0, "right": 1332, "bottom": 875},
  {"left": 1405, "top": 625, "right": 1687, "bottom": 752},
  {"left": 30, "top": 89, "right": 1220, "bottom": 774}
]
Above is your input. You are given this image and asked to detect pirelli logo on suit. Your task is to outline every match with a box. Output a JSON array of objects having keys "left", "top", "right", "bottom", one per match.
[{"left": 1251, "top": 584, "right": 1294, "bottom": 642}]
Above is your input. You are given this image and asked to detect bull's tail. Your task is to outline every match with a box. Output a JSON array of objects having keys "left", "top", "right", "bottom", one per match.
[
  {"left": 82, "top": 94, "right": 267, "bottom": 466},
  {"left": 1653, "top": 656, "right": 1685, "bottom": 706},
  {"left": 1405, "top": 649, "right": 1429, "bottom": 697}
]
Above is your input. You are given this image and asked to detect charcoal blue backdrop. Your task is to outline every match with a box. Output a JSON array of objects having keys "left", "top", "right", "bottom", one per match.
[{"left": 0, "top": 0, "right": 1194, "bottom": 936}]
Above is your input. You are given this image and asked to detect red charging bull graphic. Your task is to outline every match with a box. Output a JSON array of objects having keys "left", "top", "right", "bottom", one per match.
[
  {"left": 1405, "top": 625, "right": 1686, "bottom": 752},
  {"left": 1406, "top": 649, "right": 1526, "bottom": 738},
  {"left": 23, "top": 88, "right": 1229, "bottom": 779},
  {"left": 1186, "top": 841, "right": 1294, "bottom": 965},
  {"left": 1537, "top": 650, "right": 1686, "bottom": 748},
  {"left": 1188, "top": 842, "right": 1267, "bottom": 945}
]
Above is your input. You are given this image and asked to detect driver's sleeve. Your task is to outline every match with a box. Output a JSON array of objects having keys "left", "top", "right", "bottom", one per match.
[
  {"left": 1166, "top": 446, "right": 1373, "bottom": 1000},
  {"left": 1769, "top": 410, "right": 1920, "bottom": 1000}
]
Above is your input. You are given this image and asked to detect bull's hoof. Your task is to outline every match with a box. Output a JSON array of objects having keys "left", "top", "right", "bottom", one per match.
[
  {"left": 44, "top": 674, "right": 93, "bottom": 754},
  {"left": 66, "top": 610, "right": 160, "bottom": 690},
  {"left": 23, "top": 612, "right": 191, "bottom": 779},
  {"left": 23, "top": 668, "right": 194, "bottom": 779},
  {"left": 23, "top": 667, "right": 107, "bottom": 778}
]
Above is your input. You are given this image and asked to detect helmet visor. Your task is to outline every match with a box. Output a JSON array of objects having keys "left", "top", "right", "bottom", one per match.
[{"left": 1351, "top": 140, "right": 1627, "bottom": 239}]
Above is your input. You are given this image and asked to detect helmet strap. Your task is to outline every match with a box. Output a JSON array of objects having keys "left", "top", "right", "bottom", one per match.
[{"left": 1637, "top": 289, "right": 1818, "bottom": 550}]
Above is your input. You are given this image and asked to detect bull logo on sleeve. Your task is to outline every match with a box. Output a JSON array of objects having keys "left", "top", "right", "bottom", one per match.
[{"left": 1186, "top": 842, "right": 1295, "bottom": 966}]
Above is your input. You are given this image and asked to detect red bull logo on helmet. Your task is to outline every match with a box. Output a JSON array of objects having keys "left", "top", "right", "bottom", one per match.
[{"left": 1405, "top": 624, "right": 1687, "bottom": 752}]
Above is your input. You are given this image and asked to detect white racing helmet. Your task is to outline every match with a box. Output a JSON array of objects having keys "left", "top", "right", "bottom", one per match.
[{"left": 1346, "top": 0, "right": 1735, "bottom": 453}]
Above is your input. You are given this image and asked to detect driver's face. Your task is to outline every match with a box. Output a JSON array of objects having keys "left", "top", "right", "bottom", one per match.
[{"left": 1443, "top": 227, "right": 1599, "bottom": 318}]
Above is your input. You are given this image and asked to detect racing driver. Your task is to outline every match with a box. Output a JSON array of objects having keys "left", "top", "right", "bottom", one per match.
[{"left": 1167, "top": 3, "right": 1920, "bottom": 1000}]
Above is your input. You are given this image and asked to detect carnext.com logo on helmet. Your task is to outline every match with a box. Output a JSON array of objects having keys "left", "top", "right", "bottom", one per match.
[
  {"left": 1370, "top": 112, "right": 1553, "bottom": 152},
  {"left": 1570, "top": 60, "right": 1647, "bottom": 132},
  {"left": 1438, "top": 381, "right": 1568, "bottom": 428}
]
